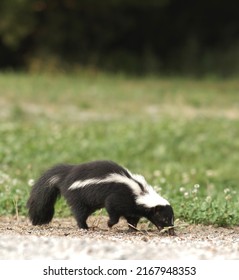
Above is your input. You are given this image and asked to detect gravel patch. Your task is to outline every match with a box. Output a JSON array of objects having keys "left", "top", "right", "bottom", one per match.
[{"left": 0, "top": 216, "right": 239, "bottom": 260}]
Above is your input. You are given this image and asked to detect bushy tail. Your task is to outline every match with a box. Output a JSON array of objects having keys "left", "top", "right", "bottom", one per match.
[{"left": 27, "top": 164, "right": 72, "bottom": 225}]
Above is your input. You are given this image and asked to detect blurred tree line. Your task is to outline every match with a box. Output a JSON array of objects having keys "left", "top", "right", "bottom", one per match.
[{"left": 0, "top": 0, "right": 238, "bottom": 75}]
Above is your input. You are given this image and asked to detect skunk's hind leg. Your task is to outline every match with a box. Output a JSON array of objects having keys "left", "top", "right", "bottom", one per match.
[{"left": 71, "top": 205, "right": 92, "bottom": 230}]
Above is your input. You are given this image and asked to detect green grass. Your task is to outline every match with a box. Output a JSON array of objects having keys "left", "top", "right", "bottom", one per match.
[{"left": 0, "top": 72, "right": 239, "bottom": 226}]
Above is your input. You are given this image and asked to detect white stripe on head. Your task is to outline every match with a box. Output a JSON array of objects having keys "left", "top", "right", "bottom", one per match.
[
  {"left": 136, "top": 185, "right": 169, "bottom": 208},
  {"left": 131, "top": 172, "right": 169, "bottom": 207},
  {"left": 131, "top": 173, "right": 147, "bottom": 187}
]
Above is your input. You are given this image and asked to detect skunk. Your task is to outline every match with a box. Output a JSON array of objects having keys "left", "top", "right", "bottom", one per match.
[{"left": 27, "top": 160, "right": 174, "bottom": 234}]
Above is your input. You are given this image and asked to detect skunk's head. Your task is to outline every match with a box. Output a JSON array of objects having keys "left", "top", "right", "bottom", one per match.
[{"left": 148, "top": 204, "right": 175, "bottom": 235}]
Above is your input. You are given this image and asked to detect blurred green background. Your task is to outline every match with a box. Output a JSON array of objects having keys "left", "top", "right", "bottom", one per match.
[{"left": 0, "top": 1, "right": 238, "bottom": 226}]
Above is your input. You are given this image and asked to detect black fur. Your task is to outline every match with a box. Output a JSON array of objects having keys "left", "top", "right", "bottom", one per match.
[{"left": 27, "top": 160, "right": 174, "bottom": 233}]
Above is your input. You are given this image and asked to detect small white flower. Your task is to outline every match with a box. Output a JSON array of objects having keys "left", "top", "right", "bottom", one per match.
[
  {"left": 192, "top": 188, "right": 198, "bottom": 194},
  {"left": 184, "top": 192, "right": 189, "bottom": 198},
  {"left": 205, "top": 196, "right": 212, "bottom": 203},
  {"left": 179, "top": 187, "right": 185, "bottom": 193},
  {"left": 194, "top": 184, "right": 200, "bottom": 189},
  {"left": 28, "top": 179, "right": 35, "bottom": 187},
  {"left": 224, "top": 188, "right": 230, "bottom": 194}
]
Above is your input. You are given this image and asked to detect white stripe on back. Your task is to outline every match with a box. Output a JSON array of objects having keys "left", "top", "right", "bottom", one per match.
[
  {"left": 68, "top": 172, "right": 169, "bottom": 208},
  {"left": 69, "top": 173, "right": 142, "bottom": 195}
]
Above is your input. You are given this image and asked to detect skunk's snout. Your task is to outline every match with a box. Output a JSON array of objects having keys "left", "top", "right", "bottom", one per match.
[{"left": 157, "top": 225, "right": 175, "bottom": 235}]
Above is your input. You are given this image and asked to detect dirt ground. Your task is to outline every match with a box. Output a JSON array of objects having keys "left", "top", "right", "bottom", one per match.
[
  {"left": 1, "top": 216, "right": 239, "bottom": 259},
  {"left": 1, "top": 215, "right": 152, "bottom": 239},
  {"left": 1, "top": 215, "right": 238, "bottom": 241}
]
